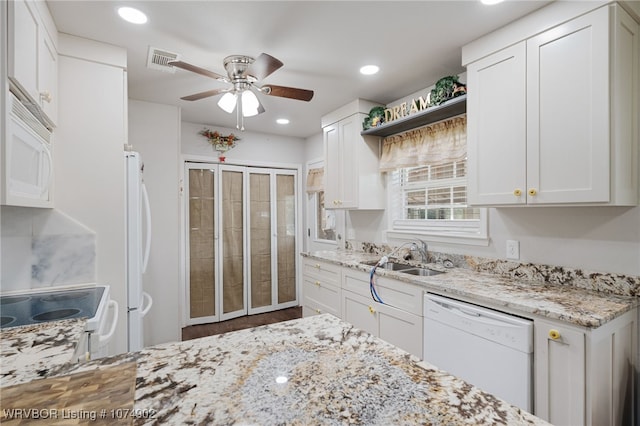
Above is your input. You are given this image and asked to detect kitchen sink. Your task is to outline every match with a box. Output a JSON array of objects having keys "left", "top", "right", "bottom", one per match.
[
  {"left": 401, "top": 268, "right": 444, "bottom": 277},
  {"left": 362, "top": 260, "right": 444, "bottom": 276},
  {"left": 362, "top": 261, "right": 415, "bottom": 271}
]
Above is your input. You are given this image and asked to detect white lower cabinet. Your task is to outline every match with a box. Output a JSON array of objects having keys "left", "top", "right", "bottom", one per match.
[
  {"left": 300, "top": 256, "right": 638, "bottom": 424},
  {"left": 534, "top": 318, "right": 586, "bottom": 425},
  {"left": 300, "top": 259, "right": 423, "bottom": 358},
  {"left": 342, "top": 289, "right": 422, "bottom": 358},
  {"left": 302, "top": 275, "right": 341, "bottom": 318},
  {"left": 301, "top": 259, "right": 341, "bottom": 318},
  {"left": 534, "top": 309, "right": 637, "bottom": 425}
]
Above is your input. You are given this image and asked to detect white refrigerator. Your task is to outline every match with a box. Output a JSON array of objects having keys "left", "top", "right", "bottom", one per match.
[{"left": 125, "top": 151, "right": 153, "bottom": 352}]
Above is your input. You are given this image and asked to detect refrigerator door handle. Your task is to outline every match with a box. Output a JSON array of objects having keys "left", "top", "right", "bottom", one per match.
[
  {"left": 141, "top": 182, "right": 152, "bottom": 273},
  {"left": 141, "top": 292, "right": 153, "bottom": 317},
  {"left": 99, "top": 300, "right": 119, "bottom": 344}
]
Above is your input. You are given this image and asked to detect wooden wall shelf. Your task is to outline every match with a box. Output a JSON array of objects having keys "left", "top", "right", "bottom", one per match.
[{"left": 360, "top": 95, "right": 466, "bottom": 137}]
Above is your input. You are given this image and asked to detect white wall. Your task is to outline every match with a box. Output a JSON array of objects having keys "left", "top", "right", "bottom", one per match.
[
  {"left": 128, "top": 99, "right": 181, "bottom": 346},
  {"left": 305, "top": 132, "right": 323, "bottom": 161},
  {"left": 345, "top": 206, "right": 640, "bottom": 276},
  {"left": 56, "top": 34, "right": 128, "bottom": 355},
  {"left": 181, "top": 121, "right": 306, "bottom": 164}
]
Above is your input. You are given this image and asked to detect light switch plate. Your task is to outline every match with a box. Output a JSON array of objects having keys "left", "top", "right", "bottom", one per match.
[{"left": 506, "top": 240, "right": 520, "bottom": 260}]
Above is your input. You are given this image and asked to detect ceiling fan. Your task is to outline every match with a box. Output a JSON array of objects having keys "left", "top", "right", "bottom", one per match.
[{"left": 169, "top": 53, "right": 314, "bottom": 130}]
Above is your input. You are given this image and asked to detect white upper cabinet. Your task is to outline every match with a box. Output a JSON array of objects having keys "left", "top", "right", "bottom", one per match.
[
  {"left": 467, "top": 42, "right": 527, "bottom": 205},
  {"left": 322, "top": 99, "right": 386, "bottom": 210},
  {"left": 7, "top": 0, "right": 58, "bottom": 127},
  {"left": 466, "top": 3, "right": 639, "bottom": 206}
]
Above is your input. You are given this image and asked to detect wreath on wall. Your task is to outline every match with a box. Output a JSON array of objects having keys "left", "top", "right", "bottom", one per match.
[{"left": 199, "top": 128, "right": 241, "bottom": 162}]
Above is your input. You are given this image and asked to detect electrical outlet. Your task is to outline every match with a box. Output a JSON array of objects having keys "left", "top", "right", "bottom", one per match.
[{"left": 506, "top": 240, "right": 520, "bottom": 260}]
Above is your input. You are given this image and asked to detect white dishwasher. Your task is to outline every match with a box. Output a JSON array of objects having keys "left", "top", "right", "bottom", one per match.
[{"left": 423, "top": 293, "right": 533, "bottom": 412}]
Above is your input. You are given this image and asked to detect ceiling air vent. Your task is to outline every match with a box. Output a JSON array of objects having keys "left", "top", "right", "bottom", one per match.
[{"left": 147, "top": 47, "right": 180, "bottom": 73}]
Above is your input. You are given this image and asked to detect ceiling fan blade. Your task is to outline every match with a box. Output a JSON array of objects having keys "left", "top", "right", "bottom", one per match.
[
  {"left": 262, "top": 85, "right": 314, "bottom": 102},
  {"left": 246, "top": 53, "right": 283, "bottom": 81},
  {"left": 181, "top": 88, "right": 229, "bottom": 101},
  {"left": 169, "top": 60, "right": 227, "bottom": 82}
]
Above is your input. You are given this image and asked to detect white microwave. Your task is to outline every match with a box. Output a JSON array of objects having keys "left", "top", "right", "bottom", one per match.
[{"left": 2, "top": 93, "right": 53, "bottom": 207}]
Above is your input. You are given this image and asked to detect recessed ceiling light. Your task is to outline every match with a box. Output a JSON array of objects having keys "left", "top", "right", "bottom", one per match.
[
  {"left": 360, "top": 65, "right": 379, "bottom": 75},
  {"left": 481, "top": 0, "right": 504, "bottom": 5},
  {"left": 118, "top": 7, "right": 148, "bottom": 24},
  {"left": 276, "top": 118, "right": 290, "bottom": 125}
]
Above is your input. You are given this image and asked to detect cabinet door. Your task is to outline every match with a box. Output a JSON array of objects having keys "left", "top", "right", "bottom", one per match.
[
  {"left": 38, "top": 27, "right": 58, "bottom": 125},
  {"left": 302, "top": 276, "right": 340, "bottom": 318},
  {"left": 526, "top": 7, "right": 610, "bottom": 204},
  {"left": 323, "top": 123, "right": 342, "bottom": 208},
  {"left": 467, "top": 42, "right": 527, "bottom": 205},
  {"left": 8, "top": 0, "right": 39, "bottom": 101},
  {"left": 337, "top": 115, "right": 359, "bottom": 208},
  {"left": 342, "top": 290, "right": 378, "bottom": 336},
  {"left": 534, "top": 319, "right": 586, "bottom": 425},
  {"left": 378, "top": 304, "right": 422, "bottom": 359}
]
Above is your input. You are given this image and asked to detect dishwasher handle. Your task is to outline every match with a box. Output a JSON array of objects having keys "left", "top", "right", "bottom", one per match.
[
  {"left": 426, "top": 294, "right": 532, "bottom": 329},
  {"left": 430, "top": 298, "right": 517, "bottom": 328}
]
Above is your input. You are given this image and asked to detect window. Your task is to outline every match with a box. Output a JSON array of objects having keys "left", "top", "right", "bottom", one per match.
[
  {"left": 380, "top": 114, "right": 488, "bottom": 245},
  {"left": 388, "top": 158, "right": 488, "bottom": 245},
  {"left": 305, "top": 161, "right": 340, "bottom": 250},
  {"left": 399, "top": 160, "right": 479, "bottom": 220},
  {"left": 316, "top": 191, "right": 336, "bottom": 241}
]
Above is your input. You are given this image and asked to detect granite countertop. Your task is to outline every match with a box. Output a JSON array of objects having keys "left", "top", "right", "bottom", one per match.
[
  {"left": 37, "top": 314, "right": 548, "bottom": 425},
  {"left": 0, "top": 318, "right": 86, "bottom": 387},
  {"left": 302, "top": 250, "right": 638, "bottom": 328}
]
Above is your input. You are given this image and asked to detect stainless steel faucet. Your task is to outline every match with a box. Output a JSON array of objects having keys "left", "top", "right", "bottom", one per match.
[{"left": 410, "top": 239, "right": 428, "bottom": 263}]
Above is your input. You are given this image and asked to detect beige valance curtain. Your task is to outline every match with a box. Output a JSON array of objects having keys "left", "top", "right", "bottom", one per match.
[
  {"left": 379, "top": 115, "right": 467, "bottom": 172},
  {"left": 306, "top": 167, "right": 324, "bottom": 193}
]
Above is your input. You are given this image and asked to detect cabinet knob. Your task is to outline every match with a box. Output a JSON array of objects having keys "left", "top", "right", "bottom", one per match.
[
  {"left": 513, "top": 189, "right": 522, "bottom": 197},
  {"left": 368, "top": 305, "right": 376, "bottom": 314},
  {"left": 315, "top": 263, "right": 321, "bottom": 269},
  {"left": 548, "top": 329, "right": 561, "bottom": 340},
  {"left": 314, "top": 280, "right": 321, "bottom": 286},
  {"left": 315, "top": 308, "right": 321, "bottom": 314},
  {"left": 40, "top": 90, "right": 52, "bottom": 103},
  {"left": 528, "top": 188, "right": 537, "bottom": 196}
]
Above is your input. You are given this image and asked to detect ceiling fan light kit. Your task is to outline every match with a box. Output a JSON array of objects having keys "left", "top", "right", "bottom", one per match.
[{"left": 169, "top": 53, "right": 314, "bottom": 131}]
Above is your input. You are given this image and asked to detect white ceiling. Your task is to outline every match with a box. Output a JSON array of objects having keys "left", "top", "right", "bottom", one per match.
[{"left": 47, "top": 0, "right": 552, "bottom": 138}]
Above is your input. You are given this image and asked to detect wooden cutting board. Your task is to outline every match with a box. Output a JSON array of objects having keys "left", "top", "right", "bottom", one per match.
[{"left": 0, "top": 362, "right": 137, "bottom": 425}]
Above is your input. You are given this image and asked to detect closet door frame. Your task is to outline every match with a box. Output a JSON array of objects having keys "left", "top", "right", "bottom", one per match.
[{"left": 182, "top": 158, "right": 301, "bottom": 327}]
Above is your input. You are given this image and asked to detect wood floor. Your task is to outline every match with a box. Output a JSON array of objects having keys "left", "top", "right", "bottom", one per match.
[{"left": 181, "top": 306, "right": 303, "bottom": 341}]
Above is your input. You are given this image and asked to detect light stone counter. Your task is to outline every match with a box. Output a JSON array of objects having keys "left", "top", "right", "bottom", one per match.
[
  {"left": 302, "top": 250, "right": 638, "bottom": 328},
  {"left": 0, "top": 318, "right": 86, "bottom": 387},
  {"left": 40, "top": 314, "right": 549, "bottom": 425}
]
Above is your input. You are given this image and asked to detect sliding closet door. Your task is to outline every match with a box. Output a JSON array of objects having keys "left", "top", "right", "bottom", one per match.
[
  {"left": 276, "top": 172, "right": 297, "bottom": 305},
  {"left": 185, "top": 163, "right": 298, "bottom": 324},
  {"left": 185, "top": 163, "right": 218, "bottom": 325},
  {"left": 248, "top": 171, "right": 272, "bottom": 311},
  {"left": 247, "top": 169, "right": 298, "bottom": 314},
  {"left": 220, "top": 166, "right": 247, "bottom": 320}
]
